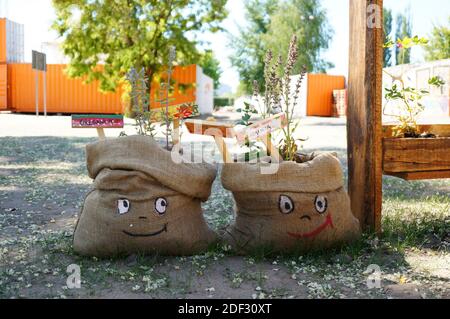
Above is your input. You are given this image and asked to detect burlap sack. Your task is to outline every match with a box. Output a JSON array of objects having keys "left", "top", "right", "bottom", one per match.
[
  {"left": 73, "top": 135, "right": 218, "bottom": 257},
  {"left": 221, "top": 152, "right": 361, "bottom": 253}
]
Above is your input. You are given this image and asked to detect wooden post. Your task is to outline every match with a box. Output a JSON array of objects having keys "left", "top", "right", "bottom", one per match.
[
  {"left": 172, "top": 118, "right": 180, "bottom": 146},
  {"left": 214, "top": 135, "right": 232, "bottom": 163},
  {"left": 347, "top": 0, "right": 383, "bottom": 233},
  {"left": 96, "top": 128, "right": 106, "bottom": 140}
]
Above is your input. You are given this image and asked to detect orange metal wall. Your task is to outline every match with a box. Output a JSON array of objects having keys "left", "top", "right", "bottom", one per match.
[
  {"left": 150, "top": 64, "right": 197, "bottom": 110},
  {"left": 8, "top": 64, "right": 124, "bottom": 114},
  {"left": 7, "top": 64, "right": 197, "bottom": 114},
  {"left": 307, "top": 74, "right": 346, "bottom": 116},
  {"left": 0, "top": 19, "right": 6, "bottom": 109},
  {"left": 0, "top": 64, "right": 6, "bottom": 109}
]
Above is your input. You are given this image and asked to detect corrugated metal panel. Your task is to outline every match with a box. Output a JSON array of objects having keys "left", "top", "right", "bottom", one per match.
[
  {"left": 306, "top": 74, "right": 346, "bottom": 116},
  {"left": 8, "top": 64, "right": 124, "bottom": 114},
  {"left": 150, "top": 64, "right": 197, "bottom": 109},
  {"left": 0, "top": 19, "right": 6, "bottom": 63},
  {"left": 0, "top": 64, "right": 6, "bottom": 109},
  {"left": 6, "top": 19, "right": 24, "bottom": 63},
  {"left": 7, "top": 64, "right": 198, "bottom": 114}
]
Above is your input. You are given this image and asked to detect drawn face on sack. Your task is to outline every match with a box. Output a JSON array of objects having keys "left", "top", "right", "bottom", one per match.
[
  {"left": 278, "top": 194, "right": 334, "bottom": 239},
  {"left": 116, "top": 197, "right": 169, "bottom": 237}
]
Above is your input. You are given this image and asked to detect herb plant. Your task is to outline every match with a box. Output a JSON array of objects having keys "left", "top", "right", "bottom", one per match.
[
  {"left": 252, "top": 34, "right": 307, "bottom": 162},
  {"left": 383, "top": 36, "right": 445, "bottom": 137}
]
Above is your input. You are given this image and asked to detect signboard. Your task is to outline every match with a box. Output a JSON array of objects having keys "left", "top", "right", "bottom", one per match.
[
  {"left": 72, "top": 114, "right": 124, "bottom": 129},
  {"left": 32, "top": 50, "right": 46, "bottom": 71},
  {"left": 235, "top": 113, "right": 288, "bottom": 145}
]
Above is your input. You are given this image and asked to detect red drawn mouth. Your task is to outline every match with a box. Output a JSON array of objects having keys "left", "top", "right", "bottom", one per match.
[{"left": 287, "top": 214, "right": 334, "bottom": 239}]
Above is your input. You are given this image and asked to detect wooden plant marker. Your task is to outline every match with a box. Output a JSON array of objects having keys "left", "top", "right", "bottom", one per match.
[
  {"left": 235, "top": 113, "right": 287, "bottom": 162},
  {"left": 184, "top": 119, "right": 235, "bottom": 163},
  {"left": 72, "top": 114, "right": 124, "bottom": 140},
  {"left": 184, "top": 113, "right": 287, "bottom": 163},
  {"left": 172, "top": 118, "right": 181, "bottom": 146}
]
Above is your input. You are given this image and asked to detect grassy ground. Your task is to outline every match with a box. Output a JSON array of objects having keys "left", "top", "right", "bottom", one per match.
[{"left": 0, "top": 125, "right": 449, "bottom": 299}]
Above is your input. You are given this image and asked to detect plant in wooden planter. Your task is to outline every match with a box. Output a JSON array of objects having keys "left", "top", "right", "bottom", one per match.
[
  {"left": 221, "top": 35, "right": 361, "bottom": 254},
  {"left": 73, "top": 48, "right": 217, "bottom": 257},
  {"left": 382, "top": 36, "right": 450, "bottom": 180}
]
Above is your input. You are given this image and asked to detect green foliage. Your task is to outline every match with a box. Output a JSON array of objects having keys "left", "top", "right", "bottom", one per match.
[
  {"left": 428, "top": 75, "right": 446, "bottom": 87},
  {"left": 52, "top": 0, "right": 227, "bottom": 92},
  {"left": 229, "top": 0, "right": 278, "bottom": 94},
  {"left": 385, "top": 36, "right": 428, "bottom": 66},
  {"left": 395, "top": 10, "right": 412, "bottom": 65},
  {"left": 383, "top": 8, "right": 393, "bottom": 67},
  {"left": 236, "top": 102, "right": 261, "bottom": 162},
  {"left": 383, "top": 37, "right": 445, "bottom": 137},
  {"left": 236, "top": 102, "right": 258, "bottom": 126},
  {"left": 263, "top": 0, "right": 333, "bottom": 75},
  {"left": 199, "top": 50, "right": 222, "bottom": 90},
  {"left": 230, "top": 0, "right": 332, "bottom": 95},
  {"left": 384, "top": 84, "right": 429, "bottom": 137},
  {"left": 214, "top": 97, "right": 234, "bottom": 107},
  {"left": 424, "top": 17, "right": 450, "bottom": 61}
]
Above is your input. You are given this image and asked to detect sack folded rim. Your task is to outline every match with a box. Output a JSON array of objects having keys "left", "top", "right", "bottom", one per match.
[
  {"left": 86, "top": 135, "right": 217, "bottom": 200},
  {"left": 221, "top": 152, "right": 344, "bottom": 194}
]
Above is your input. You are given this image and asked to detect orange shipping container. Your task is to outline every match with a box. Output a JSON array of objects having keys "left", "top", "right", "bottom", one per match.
[
  {"left": 0, "top": 19, "right": 6, "bottom": 109},
  {"left": 0, "top": 64, "right": 6, "bottom": 109},
  {"left": 6, "top": 64, "right": 197, "bottom": 114},
  {"left": 306, "top": 74, "right": 346, "bottom": 117}
]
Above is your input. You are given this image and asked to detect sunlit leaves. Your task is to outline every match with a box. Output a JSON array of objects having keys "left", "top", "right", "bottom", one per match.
[{"left": 51, "top": 0, "right": 227, "bottom": 92}]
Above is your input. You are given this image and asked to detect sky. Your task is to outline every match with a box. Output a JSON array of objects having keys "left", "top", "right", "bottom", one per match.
[{"left": 1, "top": 0, "right": 449, "bottom": 93}]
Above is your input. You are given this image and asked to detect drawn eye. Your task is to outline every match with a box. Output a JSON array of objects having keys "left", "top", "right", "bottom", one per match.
[
  {"left": 154, "top": 197, "right": 168, "bottom": 215},
  {"left": 279, "top": 195, "right": 294, "bottom": 214},
  {"left": 314, "top": 196, "right": 328, "bottom": 214},
  {"left": 118, "top": 199, "right": 130, "bottom": 215}
]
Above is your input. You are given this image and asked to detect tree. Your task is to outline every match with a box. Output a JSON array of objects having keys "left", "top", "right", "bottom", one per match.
[
  {"left": 199, "top": 50, "right": 222, "bottom": 90},
  {"left": 262, "top": 0, "right": 333, "bottom": 75},
  {"left": 383, "top": 8, "right": 393, "bottom": 67},
  {"left": 230, "top": 0, "right": 333, "bottom": 94},
  {"left": 229, "top": 0, "right": 279, "bottom": 94},
  {"left": 425, "top": 17, "right": 450, "bottom": 61},
  {"left": 395, "top": 9, "right": 412, "bottom": 65},
  {"left": 52, "top": 0, "right": 227, "bottom": 92}
]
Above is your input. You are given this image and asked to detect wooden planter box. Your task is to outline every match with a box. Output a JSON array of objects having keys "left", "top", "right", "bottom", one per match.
[
  {"left": 382, "top": 124, "right": 450, "bottom": 180},
  {"left": 383, "top": 120, "right": 450, "bottom": 180}
]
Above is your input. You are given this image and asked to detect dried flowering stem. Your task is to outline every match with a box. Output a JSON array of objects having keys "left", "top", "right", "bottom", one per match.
[
  {"left": 281, "top": 35, "right": 300, "bottom": 161},
  {"left": 252, "top": 34, "right": 307, "bottom": 162},
  {"left": 127, "top": 67, "right": 152, "bottom": 136}
]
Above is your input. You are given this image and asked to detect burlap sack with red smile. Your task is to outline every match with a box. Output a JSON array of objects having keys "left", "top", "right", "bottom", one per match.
[
  {"left": 73, "top": 135, "right": 218, "bottom": 257},
  {"left": 221, "top": 152, "right": 361, "bottom": 253}
]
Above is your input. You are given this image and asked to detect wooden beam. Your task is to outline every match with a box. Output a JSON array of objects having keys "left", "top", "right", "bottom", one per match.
[
  {"left": 384, "top": 170, "right": 450, "bottom": 181},
  {"left": 382, "top": 124, "right": 450, "bottom": 138},
  {"left": 383, "top": 137, "right": 450, "bottom": 172},
  {"left": 96, "top": 128, "right": 106, "bottom": 140},
  {"left": 347, "top": 0, "right": 383, "bottom": 233},
  {"left": 184, "top": 119, "right": 235, "bottom": 138}
]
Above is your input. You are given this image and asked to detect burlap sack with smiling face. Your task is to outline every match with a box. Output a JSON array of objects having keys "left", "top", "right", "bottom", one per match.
[
  {"left": 221, "top": 152, "right": 361, "bottom": 253},
  {"left": 73, "top": 135, "right": 218, "bottom": 257}
]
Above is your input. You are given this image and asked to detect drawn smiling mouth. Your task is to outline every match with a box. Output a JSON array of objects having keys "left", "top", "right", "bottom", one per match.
[
  {"left": 123, "top": 224, "right": 168, "bottom": 237},
  {"left": 287, "top": 214, "right": 334, "bottom": 239}
]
